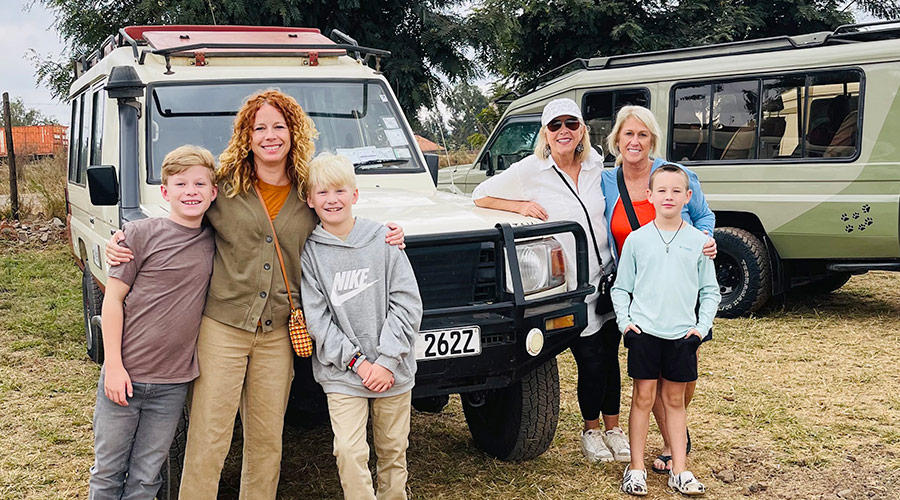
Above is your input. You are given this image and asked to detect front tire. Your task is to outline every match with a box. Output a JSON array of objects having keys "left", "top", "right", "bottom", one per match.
[
  {"left": 714, "top": 227, "right": 771, "bottom": 318},
  {"left": 82, "top": 265, "right": 104, "bottom": 364},
  {"left": 412, "top": 395, "right": 450, "bottom": 413},
  {"left": 461, "top": 357, "right": 560, "bottom": 461}
]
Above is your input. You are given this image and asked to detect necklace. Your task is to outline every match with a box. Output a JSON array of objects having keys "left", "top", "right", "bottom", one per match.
[{"left": 653, "top": 219, "right": 685, "bottom": 253}]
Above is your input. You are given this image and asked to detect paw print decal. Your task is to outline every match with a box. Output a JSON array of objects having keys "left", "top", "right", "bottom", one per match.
[{"left": 839, "top": 204, "right": 874, "bottom": 232}]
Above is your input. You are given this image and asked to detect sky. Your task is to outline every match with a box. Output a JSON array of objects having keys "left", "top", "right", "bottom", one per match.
[
  {"left": 0, "top": 1, "right": 882, "bottom": 131},
  {"left": 1, "top": 1, "right": 70, "bottom": 125}
]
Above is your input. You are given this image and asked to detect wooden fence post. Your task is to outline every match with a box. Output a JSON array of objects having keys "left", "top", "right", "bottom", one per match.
[{"left": 2, "top": 92, "right": 19, "bottom": 221}]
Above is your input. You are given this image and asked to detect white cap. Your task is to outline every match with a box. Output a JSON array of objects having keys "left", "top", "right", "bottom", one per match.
[{"left": 541, "top": 98, "right": 583, "bottom": 126}]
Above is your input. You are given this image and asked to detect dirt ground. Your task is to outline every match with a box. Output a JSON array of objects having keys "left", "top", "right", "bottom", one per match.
[{"left": 1, "top": 241, "right": 898, "bottom": 499}]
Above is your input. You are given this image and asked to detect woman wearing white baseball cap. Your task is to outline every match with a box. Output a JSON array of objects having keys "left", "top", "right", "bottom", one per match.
[{"left": 473, "top": 97, "right": 630, "bottom": 465}]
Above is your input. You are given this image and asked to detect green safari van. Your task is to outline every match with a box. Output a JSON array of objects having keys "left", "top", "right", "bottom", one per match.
[{"left": 438, "top": 20, "right": 900, "bottom": 317}]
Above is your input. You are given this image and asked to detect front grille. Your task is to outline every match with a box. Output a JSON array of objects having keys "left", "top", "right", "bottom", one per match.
[{"left": 406, "top": 243, "right": 498, "bottom": 310}]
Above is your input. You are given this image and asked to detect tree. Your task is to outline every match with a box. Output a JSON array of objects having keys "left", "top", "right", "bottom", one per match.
[
  {"left": 445, "top": 82, "right": 490, "bottom": 149},
  {"left": 32, "top": 0, "right": 479, "bottom": 126},
  {"left": 0, "top": 97, "right": 58, "bottom": 127}
]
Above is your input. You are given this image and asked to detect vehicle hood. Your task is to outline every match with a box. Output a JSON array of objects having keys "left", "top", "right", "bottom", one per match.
[{"left": 353, "top": 187, "right": 538, "bottom": 236}]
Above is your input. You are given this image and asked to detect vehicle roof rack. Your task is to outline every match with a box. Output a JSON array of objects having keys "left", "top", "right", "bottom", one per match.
[
  {"left": 74, "top": 25, "right": 391, "bottom": 77},
  {"left": 585, "top": 19, "right": 900, "bottom": 72}
]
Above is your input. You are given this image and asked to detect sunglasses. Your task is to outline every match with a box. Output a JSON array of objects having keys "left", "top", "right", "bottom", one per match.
[{"left": 547, "top": 117, "right": 581, "bottom": 132}]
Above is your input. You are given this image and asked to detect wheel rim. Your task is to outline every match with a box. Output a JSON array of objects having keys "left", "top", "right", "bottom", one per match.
[{"left": 715, "top": 253, "right": 744, "bottom": 303}]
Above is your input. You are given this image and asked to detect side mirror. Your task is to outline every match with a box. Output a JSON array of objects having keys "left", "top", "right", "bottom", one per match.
[
  {"left": 424, "top": 154, "right": 439, "bottom": 186},
  {"left": 482, "top": 151, "right": 494, "bottom": 176},
  {"left": 87, "top": 165, "right": 119, "bottom": 206}
]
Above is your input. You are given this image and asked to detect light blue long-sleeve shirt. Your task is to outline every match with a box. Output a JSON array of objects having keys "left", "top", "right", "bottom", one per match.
[
  {"left": 611, "top": 222, "right": 721, "bottom": 339},
  {"left": 600, "top": 157, "right": 715, "bottom": 263}
]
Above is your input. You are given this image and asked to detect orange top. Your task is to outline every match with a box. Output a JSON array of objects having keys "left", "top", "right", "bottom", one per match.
[
  {"left": 256, "top": 179, "right": 293, "bottom": 220},
  {"left": 610, "top": 197, "right": 656, "bottom": 256}
]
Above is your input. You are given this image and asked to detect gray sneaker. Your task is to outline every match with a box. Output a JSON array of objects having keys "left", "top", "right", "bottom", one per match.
[
  {"left": 580, "top": 428, "right": 614, "bottom": 463},
  {"left": 603, "top": 426, "right": 631, "bottom": 462}
]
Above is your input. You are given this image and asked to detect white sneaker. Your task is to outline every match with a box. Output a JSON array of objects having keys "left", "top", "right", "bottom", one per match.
[
  {"left": 603, "top": 426, "right": 631, "bottom": 462},
  {"left": 580, "top": 428, "right": 614, "bottom": 463}
]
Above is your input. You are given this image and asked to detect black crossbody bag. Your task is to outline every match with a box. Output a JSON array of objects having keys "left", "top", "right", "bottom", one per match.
[{"left": 552, "top": 166, "right": 615, "bottom": 315}]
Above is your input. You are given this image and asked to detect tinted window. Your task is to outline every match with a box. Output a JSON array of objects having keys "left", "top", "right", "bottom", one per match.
[
  {"left": 89, "top": 89, "right": 105, "bottom": 168},
  {"left": 78, "top": 93, "right": 91, "bottom": 183},
  {"left": 760, "top": 75, "right": 804, "bottom": 159},
  {"left": 671, "top": 84, "right": 710, "bottom": 161},
  {"left": 482, "top": 120, "right": 540, "bottom": 172},
  {"left": 68, "top": 97, "right": 81, "bottom": 183},
  {"left": 805, "top": 71, "right": 860, "bottom": 158},
  {"left": 582, "top": 88, "right": 650, "bottom": 162},
  {"left": 712, "top": 80, "right": 758, "bottom": 160},
  {"left": 670, "top": 70, "right": 861, "bottom": 162}
]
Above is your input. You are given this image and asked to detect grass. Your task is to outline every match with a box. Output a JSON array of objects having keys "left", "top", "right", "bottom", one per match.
[
  {"left": 0, "top": 156, "right": 68, "bottom": 220},
  {"left": 1, "top": 243, "right": 899, "bottom": 499}
]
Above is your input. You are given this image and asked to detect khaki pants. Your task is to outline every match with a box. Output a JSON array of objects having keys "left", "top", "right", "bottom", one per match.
[
  {"left": 179, "top": 316, "right": 294, "bottom": 500},
  {"left": 327, "top": 391, "right": 412, "bottom": 500}
]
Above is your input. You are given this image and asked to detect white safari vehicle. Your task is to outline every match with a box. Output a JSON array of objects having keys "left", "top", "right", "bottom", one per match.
[{"left": 65, "top": 25, "right": 593, "bottom": 497}]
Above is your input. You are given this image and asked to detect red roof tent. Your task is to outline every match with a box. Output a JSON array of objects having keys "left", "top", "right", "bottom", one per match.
[{"left": 123, "top": 25, "right": 346, "bottom": 56}]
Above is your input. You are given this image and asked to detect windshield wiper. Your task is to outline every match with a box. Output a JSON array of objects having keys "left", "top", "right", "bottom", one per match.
[{"left": 353, "top": 158, "right": 409, "bottom": 170}]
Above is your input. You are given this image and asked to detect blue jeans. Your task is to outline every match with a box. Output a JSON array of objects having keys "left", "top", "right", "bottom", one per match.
[{"left": 89, "top": 371, "right": 188, "bottom": 500}]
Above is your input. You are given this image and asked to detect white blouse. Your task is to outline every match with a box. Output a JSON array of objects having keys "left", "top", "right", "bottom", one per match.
[{"left": 473, "top": 149, "right": 614, "bottom": 335}]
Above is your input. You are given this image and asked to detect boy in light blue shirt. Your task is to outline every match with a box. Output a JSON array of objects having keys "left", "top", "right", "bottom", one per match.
[{"left": 612, "top": 164, "right": 720, "bottom": 497}]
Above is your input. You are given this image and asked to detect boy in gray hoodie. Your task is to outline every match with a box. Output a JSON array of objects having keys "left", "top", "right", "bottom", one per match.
[{"left": 300, "top": 153, "right": 423, "bottom": 500}]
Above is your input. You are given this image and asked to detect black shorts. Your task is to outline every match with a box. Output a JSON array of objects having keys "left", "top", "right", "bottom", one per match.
[{"left": 624, "top": 329, "right": 700, "bottom": 382}]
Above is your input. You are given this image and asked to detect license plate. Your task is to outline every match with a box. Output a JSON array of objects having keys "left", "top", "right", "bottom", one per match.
[{"left": 415, "top": 326, "right": 481, "bottom": 360}]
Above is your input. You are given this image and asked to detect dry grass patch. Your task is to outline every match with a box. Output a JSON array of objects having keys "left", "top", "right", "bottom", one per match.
[
  {"left": 0, "top": 157, "right": 67, "bottom": 220},
  {"left": 1, "top": 242, "right": 899, "bottom": 499}
]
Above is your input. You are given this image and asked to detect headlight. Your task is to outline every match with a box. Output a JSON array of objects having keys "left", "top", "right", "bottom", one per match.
[{"left": 505, "top": 237, "right": 566, "bottom": 294}]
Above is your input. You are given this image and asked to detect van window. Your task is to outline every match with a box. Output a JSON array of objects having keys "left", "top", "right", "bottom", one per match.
[
  {"left": 78, "top": 92, "right": 92, "bottom": 183},
  {"left": 68, "top": 97, "right": 81, "bottom": 183},
  {"left": 148, "top": 80, "right": 423, "bottom": 182},
  {"left": 582, "top": 88, "right": 650, "bottom": 162},
  {"left": 760, "top": 75, "right": 805, "bottom": 159},
  {"left": 671, "top": 84, "right": 710, "bottom": 161},
  {"left": 805, "top": 71, "right": 860, "bottom": 158},
  {"left": 670, "top": 70, "right": 861, "bottom": 163},
  {"left": 89, "top": 89, "right": 105, "bottom": 168},
  {"left": 480, "top": 119, "right": 540, "bottom": 172}
]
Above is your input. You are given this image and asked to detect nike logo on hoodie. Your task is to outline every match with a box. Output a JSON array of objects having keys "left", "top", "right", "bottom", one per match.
[{"left": 330, "top": 268, "right": 379, "bottom": 306}]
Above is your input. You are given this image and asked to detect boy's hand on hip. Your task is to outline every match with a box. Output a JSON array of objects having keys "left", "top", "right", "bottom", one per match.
[
  {"left": 685, "top": 328, "right": 702, "bottom": 339},
  {"left": 385, "top": 222, "right": 406, "bottom": 250},
  {"left": 363, "top": 363, "right": 394, "bottom": 393},
  {"left": 105, "top": 230, "right": 133, "bottom": 266},
  {"left": 701, "top": 232, "right": 717, "bottom": 259},
  {"left": 104, "top": 365, "right": 133, "bottom": 406},
  {"left": 624, "top": 324, "right": 642, "bottom": 334}
]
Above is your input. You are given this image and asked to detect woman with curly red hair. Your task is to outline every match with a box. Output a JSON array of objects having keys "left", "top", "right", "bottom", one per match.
[{"left": 106, "top": 89, "right": 403, "bottom": 498}]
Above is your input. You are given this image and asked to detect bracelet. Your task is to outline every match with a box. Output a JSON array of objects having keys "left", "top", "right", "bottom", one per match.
[{"left": 348, "top": 352, "right": 363, "bottom": 370}]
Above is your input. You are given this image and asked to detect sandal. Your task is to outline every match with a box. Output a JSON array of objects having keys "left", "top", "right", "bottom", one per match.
[
  {"left": 668, "top": 470, "right": 706, "bottom": 496},
  {"left": 621, "top": 465, "right": 648, "bottom": 496},
  {"left": 652, "top": 454, "right": 672, "bottom": 474}
]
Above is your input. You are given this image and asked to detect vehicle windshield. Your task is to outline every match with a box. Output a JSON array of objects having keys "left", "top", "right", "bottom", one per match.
[{"left": 147, "top": 80, "right": 422, "bottom": 182}]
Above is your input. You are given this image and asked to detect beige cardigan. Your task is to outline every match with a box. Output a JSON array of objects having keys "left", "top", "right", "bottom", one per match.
[{"left": 204, "top": 181, "right": 316, "bottom": 332}]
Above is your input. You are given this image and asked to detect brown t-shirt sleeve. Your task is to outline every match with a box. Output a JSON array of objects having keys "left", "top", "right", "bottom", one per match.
[{"left": 108, "top": 221, "right": 147, "bottom": 286}]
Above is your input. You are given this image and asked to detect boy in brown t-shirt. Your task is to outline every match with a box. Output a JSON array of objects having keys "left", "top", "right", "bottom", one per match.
[{"left": 88, "top": 145, "right": 217, "bottom": 500}]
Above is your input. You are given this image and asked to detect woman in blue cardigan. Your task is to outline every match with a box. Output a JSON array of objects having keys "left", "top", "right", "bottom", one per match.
[{"left": 601, "top": 105, "right": 716, "bottom": 475}]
